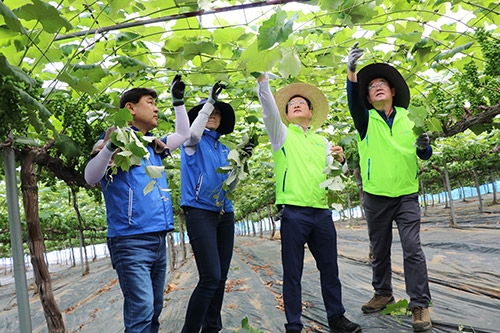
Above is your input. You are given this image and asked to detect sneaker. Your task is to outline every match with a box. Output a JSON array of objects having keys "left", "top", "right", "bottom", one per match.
[
  {"left": 361, "top": 294, "right": 395, "bottom": 313},
  {"left": 411, "top": 306, "right": 432, "bottom": 332},
  {"left": 328, "top": 315, "right": 361, "bottom": 333}
]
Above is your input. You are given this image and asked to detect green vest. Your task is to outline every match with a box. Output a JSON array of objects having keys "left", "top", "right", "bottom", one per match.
[
  {"left": 273, "top": 125, "right": 328, "bottom": 209},
  {"left": 358, "top": 106, "right": 419, "bottom": 197}
]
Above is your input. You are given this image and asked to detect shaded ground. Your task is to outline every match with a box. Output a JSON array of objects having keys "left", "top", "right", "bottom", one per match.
[{"left": 1, "top": 195, "right": 499, "bottom": 332}]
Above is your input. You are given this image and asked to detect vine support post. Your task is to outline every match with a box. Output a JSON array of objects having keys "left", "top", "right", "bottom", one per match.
[
  {"left": 490, "top": 170, "right": 498, "bottom": 204},
  {"left": 444, "top": 163, "right": 456, "bottom": 227},
  {"left": 2, "top": 133, "right": 33, "bottom": 333},
  {"left": 473, "top": 169, "right": 484, "bottom": 213}
]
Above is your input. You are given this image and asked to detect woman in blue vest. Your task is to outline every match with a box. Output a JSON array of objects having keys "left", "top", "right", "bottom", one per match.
[
  {"left": 256, "top": 74, "right": 361, "bottom": 333},
  {"left": 180, "top": 82, "right": 253, "bottom": 333},
  {"left": 346, "top": 43, "right": 432, "bottom": 332}
]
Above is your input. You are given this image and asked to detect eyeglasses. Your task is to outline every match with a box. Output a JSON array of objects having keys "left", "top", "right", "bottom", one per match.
[
  {"left": 287, "top": 100, "right": 307, "bottom": 107},
  {"left": 368, "top": 81, "right": 389, "bottom": 91}
]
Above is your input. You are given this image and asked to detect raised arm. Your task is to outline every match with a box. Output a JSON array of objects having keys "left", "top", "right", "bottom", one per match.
[
  {"left": 256, "top": 74, "right": 287, "bottom": 152},
  {"left": 346, "top": 42, "right": 369, "bottom": 138},
  {"left": 164, "top": 104, "right": 190, "bottom": 151},
  {"left": 183, "top": 102, "right": 214, "bottom": 148},
  {"left": 163, "top": 74, "right": 190, "bottom": 151},
  {"left": 183, "top": 81, "right": 226, "bottom": 156}
]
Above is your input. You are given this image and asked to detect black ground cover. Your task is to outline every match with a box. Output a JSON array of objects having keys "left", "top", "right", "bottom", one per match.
[{"left": 1, "top": 196, "right": 499, "bottom": 332}]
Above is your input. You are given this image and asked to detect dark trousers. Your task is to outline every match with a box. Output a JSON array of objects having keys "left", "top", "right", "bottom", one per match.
[
  {"left": 181, "top": 208, "right": 235, "bottom": 333},
  {"left": 364, "top": 192, "right": 431, "bottom": 309},
  {"left": 280, "top": 205, "right": 345, "bottom": 331}
]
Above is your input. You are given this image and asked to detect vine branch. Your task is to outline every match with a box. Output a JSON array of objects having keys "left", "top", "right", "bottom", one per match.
[{"left": 54, "top": 0, "right": 310, "bottom": 41}]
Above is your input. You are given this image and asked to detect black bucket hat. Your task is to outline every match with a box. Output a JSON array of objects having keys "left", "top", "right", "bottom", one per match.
[
  {"left": 187, "top": 98, "right": 235, "bottom": 135},
  {"left": 358, "top": 63, "right": 410, "bottom": 109}
]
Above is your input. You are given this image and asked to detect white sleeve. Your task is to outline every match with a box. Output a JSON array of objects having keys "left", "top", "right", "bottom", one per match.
[
  {"left": 84, "top": 145, "right": 115, "bottom": 185},
  {"left": 257, "top": 80, "right": 287, "bottom": 152},
  {"left": 164, "top": 104, "right": 190, "bottom": 152},
  {"left": 183, "top": 102, "right": 215, "bottom": 156}
]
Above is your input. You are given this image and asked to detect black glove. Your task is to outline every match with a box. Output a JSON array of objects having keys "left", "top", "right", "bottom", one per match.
[
  {"left": 208, "top": 81, "right": 226, "bottom": 105},
  {"left": 170, "top": 74, "right": 185, "bottom": 106},
  {"left": 160, "top": 148, "right": 172, "bottom": 159},
  {"left": 106, "top": 140, "right": 118, "bottom": 151},
  {"left": 415, "top": 133, "right": 430, "bottom": 150},
  {"left": 347, "top": 42, "right": 364, "bottom": 72},
  {"left": 104, "top": 126, "right": 118, "bottom": 151},
  {"left": 242, "top": 142, "right": 254, "bottom": 157}
]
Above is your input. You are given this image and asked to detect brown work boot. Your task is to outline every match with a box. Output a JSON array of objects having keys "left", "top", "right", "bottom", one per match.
[
  {"left": 411, "top": 306, "right": 432, "bottom": 331},
  {"left": 361, "top": 294, "right": 395, "bottom": 313}
]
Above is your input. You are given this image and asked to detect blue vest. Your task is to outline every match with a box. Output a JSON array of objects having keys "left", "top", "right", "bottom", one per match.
[
  {"left": 180, "top": 129, "right": 234, "bottom": 213},
  {"left": 101, "top": 134, "right": 174, "bottom": 237}
]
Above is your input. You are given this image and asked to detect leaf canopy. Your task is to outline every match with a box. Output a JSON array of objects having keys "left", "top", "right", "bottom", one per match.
[{"left": 0, "top": 0, "right": 499, "bottom": 218}]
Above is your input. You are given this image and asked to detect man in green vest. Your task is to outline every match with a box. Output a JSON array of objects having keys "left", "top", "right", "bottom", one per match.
[
  {"left": 256, "top": 74, "right": 361, "bottom": 333},
  {"left": 346, "top": 43, "right": 432, "bottom": 332}
]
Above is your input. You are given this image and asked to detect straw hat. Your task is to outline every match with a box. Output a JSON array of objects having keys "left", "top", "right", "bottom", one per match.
[
  {"left": 274, "top": 82, "right": 329, "bottom": 129},
  {"left": 187, "top": 99, "right": 235, "bottom": 135},
  {"left": 357, "top": 63, "right": 410, "bottom": 109}
]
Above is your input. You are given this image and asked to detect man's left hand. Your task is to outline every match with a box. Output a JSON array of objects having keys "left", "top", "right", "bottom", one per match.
[{"left": 415, "top": 133, "right": 430, "bottom": 150}]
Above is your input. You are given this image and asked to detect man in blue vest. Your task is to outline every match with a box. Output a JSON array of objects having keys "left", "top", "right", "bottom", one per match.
[
  {"left": 257, "top": 74, "right": 361, "bottom": 333},
  {"left": 346, "top": 43, "right": 432, "bottom": 332},
  {"left": 85, "top": 75, "right": 190, "bottom": 332}
]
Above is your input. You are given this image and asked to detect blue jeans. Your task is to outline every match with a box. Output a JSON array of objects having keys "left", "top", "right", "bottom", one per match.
[
  {"left": 280, "top": 205, "right": 345, "bottom": 331},
  {"left": 107, "top": 232, "right": 167, "bottom": 333},
  {"left": 181, "top": 207, "right": 235, "bottom": 333}
]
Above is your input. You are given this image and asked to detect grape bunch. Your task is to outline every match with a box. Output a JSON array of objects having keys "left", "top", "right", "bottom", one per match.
[
  {"left": 65, "top": 100, "right": 88, "bottom": 146},
  {"left": 475, "top": 28, "right": 500, "bottom": 78},
  {"left": 46, "top": 92, "right": 89, "bottom": 146},
  {"left": 430, "top": 88, "right": 446, "bottom": 113},
  {"left": 458, "top": 61, "right": 482, "bottom": 112},
  {"left": 46, "top": 91, "right": 68, "bottom": 119},
  {"left": 430, "top": 87, "right": 459, "bottom": 120},
  {"left": 484, "top": 80, "right": 500, "bottom": 106},
  {"left": 0, "top": 75, "right": 24, "bottom": 137}
]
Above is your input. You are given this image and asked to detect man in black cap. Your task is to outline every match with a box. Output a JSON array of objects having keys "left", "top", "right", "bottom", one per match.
[{"left": 346, "top": 43, "right": 432, "bottom": 332}]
